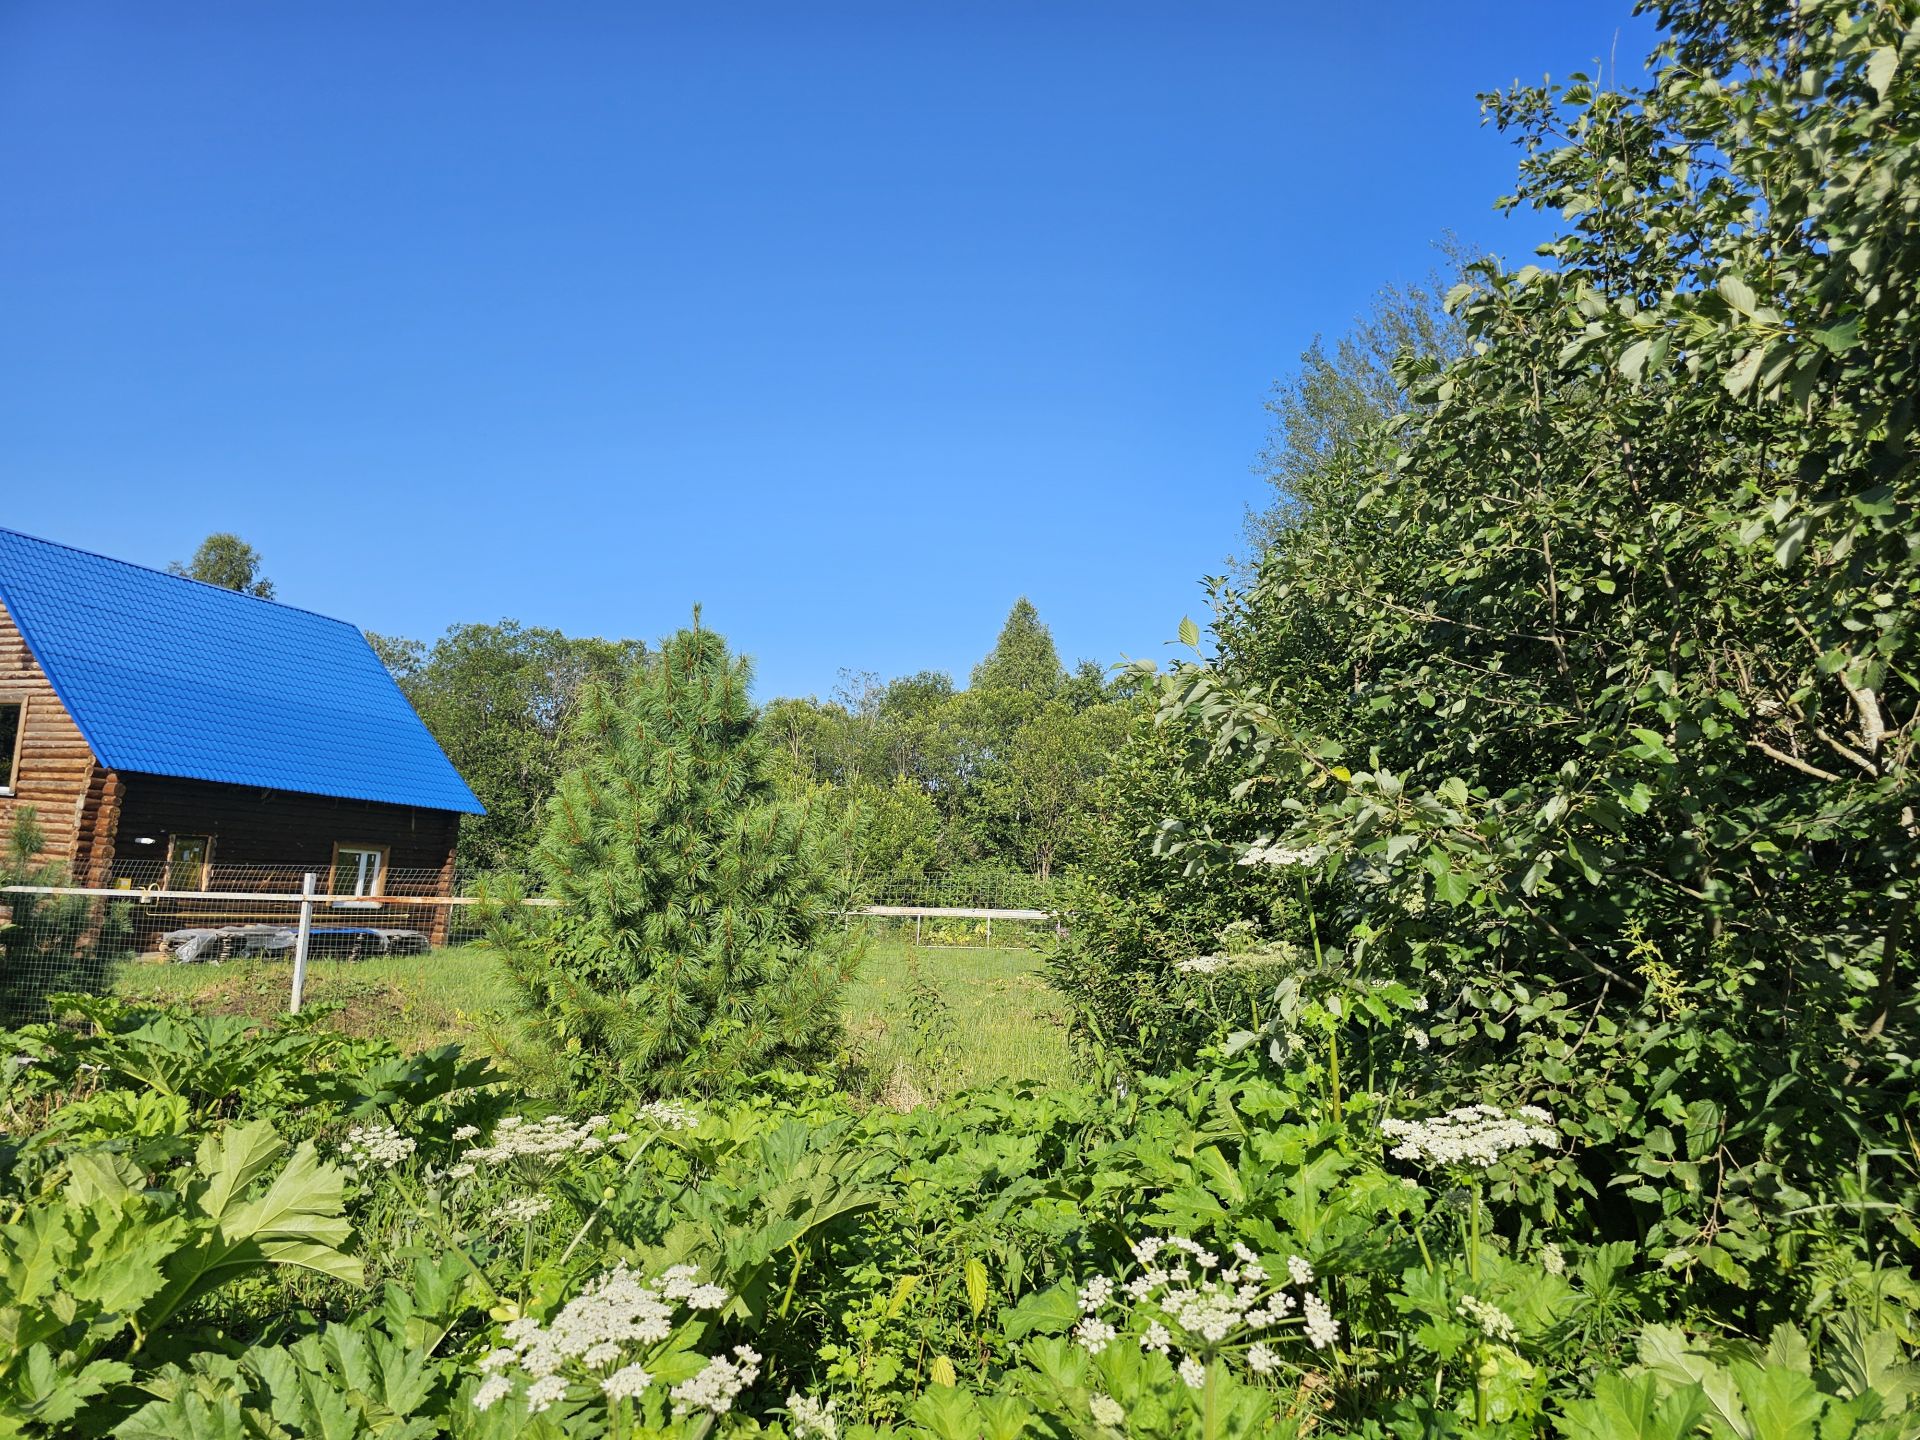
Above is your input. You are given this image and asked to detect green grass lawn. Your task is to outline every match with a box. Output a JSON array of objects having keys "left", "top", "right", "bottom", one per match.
[
  {"left": 109, "top": 934, "right": 1076, "bottom": 1103},
  {"left": 110, "top": 946, "right": 520, "bottom": 1054},
  {"left": 839, "top": 938, "right": 1077, "bottom": 1103}
]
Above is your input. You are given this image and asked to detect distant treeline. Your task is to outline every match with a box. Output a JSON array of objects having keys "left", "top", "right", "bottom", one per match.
[{"left": 368, "top": 598, "right": 1135, "bottom": 892}]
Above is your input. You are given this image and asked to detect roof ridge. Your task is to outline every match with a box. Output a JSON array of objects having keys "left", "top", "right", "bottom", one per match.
[{"left": 0, "top": 524, "right": 357, "bottom": 631}]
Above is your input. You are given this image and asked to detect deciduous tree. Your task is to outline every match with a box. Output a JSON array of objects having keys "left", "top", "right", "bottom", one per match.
[{"left": 168, "top": 533, "right": 274, "bottom": 597}]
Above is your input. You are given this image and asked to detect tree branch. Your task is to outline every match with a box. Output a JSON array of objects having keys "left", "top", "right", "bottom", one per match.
[
  {"left": 1747, "top": 736, "right": 1845, "bottom": 783},
  {"left": 1814, "top": 726, "right": 1880, "bottom": 778}
]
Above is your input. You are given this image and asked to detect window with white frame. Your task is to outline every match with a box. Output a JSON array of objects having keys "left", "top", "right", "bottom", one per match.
[{"left": 331, "top": 843, "right": 388, "bottom": 897}]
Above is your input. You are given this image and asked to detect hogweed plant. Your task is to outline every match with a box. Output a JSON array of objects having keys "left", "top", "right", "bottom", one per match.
[
  {"left": 1380, "top": 1103, "right": 1559, "bottom": 1280},
  {"left": 1073, "top": 1235, "right": 1340, "bottom": 1440},
  {"left": 472, "top": 1259, "right": 748, "bottom": 1438}
]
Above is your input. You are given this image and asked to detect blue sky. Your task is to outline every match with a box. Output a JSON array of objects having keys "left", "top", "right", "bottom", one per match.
[{"left": 0, "top": 2, "right": 1654, "bottom": 699}]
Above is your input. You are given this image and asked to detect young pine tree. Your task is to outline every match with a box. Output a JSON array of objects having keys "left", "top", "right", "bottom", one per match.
[{"left": 498, "top": 619, "right": 862, "bottom": 1094}]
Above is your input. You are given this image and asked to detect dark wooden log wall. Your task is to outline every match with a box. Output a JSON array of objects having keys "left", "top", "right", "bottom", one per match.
[
  {"left": 113, "top": 774, "right": 462, "bottom": 881},
  {"left": 112, "top": 776, "right": 463, "bottom": 944}
]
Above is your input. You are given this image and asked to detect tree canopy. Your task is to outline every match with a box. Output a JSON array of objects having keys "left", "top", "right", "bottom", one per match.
[
  {"left": 168, "top": 533, "right": 274, "bottom": 597},
  {"left": 371, "top": 621, "right": 647, "bottom": 876},
  {"left": 764, "top": 598, "right": 1134, "bottom": 896},
  {"left": 969, "top": 598, "right": 1065, "bottom": 697},
  {"left": 1058, "top": 0, "right": 1920, "bottom": 1289}
]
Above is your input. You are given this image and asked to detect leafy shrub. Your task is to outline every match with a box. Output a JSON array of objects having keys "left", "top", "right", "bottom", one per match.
[{"left": 1054, "top": 0, "right": 1920, "bottom": 1333}]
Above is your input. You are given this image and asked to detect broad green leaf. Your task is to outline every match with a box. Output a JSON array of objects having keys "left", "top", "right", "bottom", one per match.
[
  {"left": 1724, "top": 345, "right": 1765, "bottom": 396},
  {"left": 1558, "top": 1371, "right": 1709, "bottom": 1440},
  {"left": 965, "top": 1257, "right": 990, "bottom": 1319},
  {"left": 144, "top": 1135, "right": 361, "bottom": 1336},
  {"left": 1719, "top": 275, "right": 1758, "bottom": 315},
  {"left": 1638, "top": 1325, "right": 1748, "bottom": 1437},
  {"left": 1730, "top": 1360, "right": 1824, "bottom": 1440},
  {"left": 1866, "top": 45, "right": 1897, "bottom": 99},
  {"left": 1773, "top": 514, "right": 1814, "bottom": 568},
  {"left": 1002, "top": 1281, "right": 1078, "bottom": 1340},
  {"left": 112, "top": 1390, "right": 252, "bottom": 1440},
  {"left": 190, "top": 1120, "right": 288, "bottom": 1223}
]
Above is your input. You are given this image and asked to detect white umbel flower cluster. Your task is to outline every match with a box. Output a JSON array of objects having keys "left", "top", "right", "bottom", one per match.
[
  {"left": 1379, "top": 1103, "right": 1558, "bottom": 1168},
  {"left": 670, "top": 1346, "right": 762, "bottom": 1416},
  {"left": 490, "top": 1194, "right": 554, "bottom": 1225},
  {"left": 1175, "top": 955, "right": 1231, "bottom": 975},
  {"left": 1237, "top": 841, "right": 1327, "bottom": 869},
  {"left": 1073, "top": 1235, "right": 1340, "bottom": 1380},
  {"left": 339, "top": 1124, "right": 416, "bottom": 1174},
  {"left": 459, "top": 1113, "right": 627, "bottom": 1169},
  {"left": 1457, "top": 1294, "right": 1520, "bottom": 1343},
  {"left": 639, "top": 1099, "right": 700, "bottom": 1131},
  {"left": 1302, "top": 1292, "right": 1340, "bottom": 1350},
  {"left": 786, "top": 1391, "right": 839, "bottom": 1439},
  {"left": 471, "top": 1261, "right": 733, "bottom": 1417}
]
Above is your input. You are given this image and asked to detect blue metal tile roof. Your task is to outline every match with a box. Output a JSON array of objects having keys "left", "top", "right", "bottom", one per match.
[{"left": 0, "top": 527, "right": 483, "bottom": 814}]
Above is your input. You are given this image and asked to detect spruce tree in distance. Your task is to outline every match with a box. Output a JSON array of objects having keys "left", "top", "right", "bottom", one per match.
[
  {"left": 970, "top": 597, "right": 1065, "bottom": 696},
  {"left": 497, "top": 614, "right": 862, "bottom": 1094}
]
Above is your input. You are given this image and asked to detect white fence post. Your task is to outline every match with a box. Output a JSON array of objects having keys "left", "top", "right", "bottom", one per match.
[{"left": 290, "top": 871, "right": 316, "bottom": 1014}]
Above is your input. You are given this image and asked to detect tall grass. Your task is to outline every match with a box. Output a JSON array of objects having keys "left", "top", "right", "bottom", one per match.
[{"left": 111, "top": 935, "right": 1077, "bottom": 1102}]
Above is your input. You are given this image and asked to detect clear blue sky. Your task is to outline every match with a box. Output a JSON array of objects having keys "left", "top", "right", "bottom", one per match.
[{"left": 1, "top": 2, "right": 1653, "bottom": 700}]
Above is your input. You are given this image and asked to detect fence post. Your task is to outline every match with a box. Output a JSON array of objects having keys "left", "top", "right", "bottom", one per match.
[{"left": 290, "top": 871, "right": 316, "bottom": 1014}]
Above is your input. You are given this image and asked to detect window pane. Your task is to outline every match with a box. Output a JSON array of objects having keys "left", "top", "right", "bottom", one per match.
[
  {"left": 0, "top": 702, "right": 19, "bottom": 790},
  {"left": 168, "top": 837, "right": 209, "bottom": 891},
  {"left": 333, "top": 847, "right": 384, "bottom": 896}
]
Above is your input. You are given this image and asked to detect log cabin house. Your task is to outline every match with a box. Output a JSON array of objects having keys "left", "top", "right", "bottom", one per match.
[{"left": 0, "top": 526, "right": 483, "bottom": 947}]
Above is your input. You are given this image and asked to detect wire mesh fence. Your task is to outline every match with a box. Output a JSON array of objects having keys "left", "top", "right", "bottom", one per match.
[
  {"left": 856, "top": 911, "right": 1059, "bottom": 951},
  {"left": 0, "top": 866, "right": 1066, "bottom": 1022},
  {"left": 858, "top": 872, "right": 1065, "bottom": 913},
  {"left": 0, "top": 866, "right": 498, "bottom": 1023}
]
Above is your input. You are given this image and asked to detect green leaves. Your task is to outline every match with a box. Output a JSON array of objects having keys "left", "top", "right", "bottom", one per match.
[
  {"left": 1621, "top": 1321, "right": 1915, "bottom": 1440},
  {"left": 140, "top": 1122, "right": 361, "bottom": 1342},
  {"left": 0, "top": 1117, "right": 360, "bottom": 1433},
  {"left": 964, "top": 1257, "right": 990, "bottom": 1320},
  {"left": 1558, "top": 1371, "right": 1709, "bottom": 1440},
  {"left": 1866, "top": 45, "right": 1898, "bottom": 101}
]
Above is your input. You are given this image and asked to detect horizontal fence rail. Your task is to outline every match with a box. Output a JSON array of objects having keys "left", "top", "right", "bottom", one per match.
[
  {"left": 0, "top": 869, "right": 1065, "bottom": 1022},
  {"left": 0, "top": 885, "right": 562, "bottom": 905}
]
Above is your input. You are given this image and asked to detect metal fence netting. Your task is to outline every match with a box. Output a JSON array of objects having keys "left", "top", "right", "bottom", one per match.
[{"left": 0, "top": 866, "right": 1064, "bottom": 1021}]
